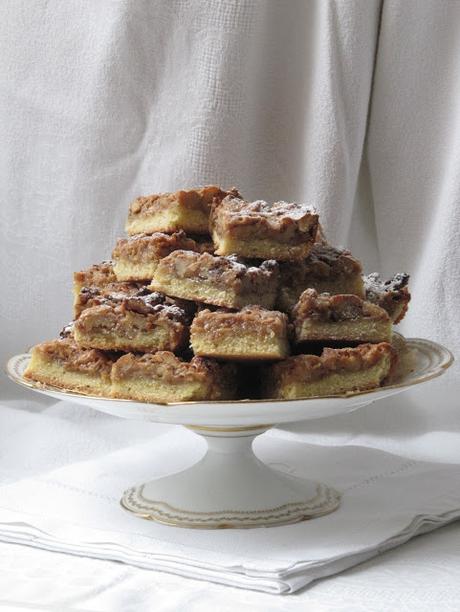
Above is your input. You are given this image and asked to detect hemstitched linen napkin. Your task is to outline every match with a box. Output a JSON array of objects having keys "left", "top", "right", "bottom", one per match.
[{"left": 1, "top": 406, "right": 460, "bottom": 594}]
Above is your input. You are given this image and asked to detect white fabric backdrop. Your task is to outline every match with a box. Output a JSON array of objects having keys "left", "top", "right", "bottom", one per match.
[
  {"left": 1, "top": 0, "right": 460, "bottom": 608},
  {"left": 1, "top": 0, "right": 458, "bottom": 417}
]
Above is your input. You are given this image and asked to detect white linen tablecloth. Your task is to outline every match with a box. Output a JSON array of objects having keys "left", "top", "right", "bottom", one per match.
[{"left": 1, "top": 525, "right": 460, "bottom": 612}]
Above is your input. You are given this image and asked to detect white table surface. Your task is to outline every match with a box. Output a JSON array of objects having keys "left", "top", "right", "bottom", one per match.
[{"left": 1, "top": 523, "right": 460, "bottom": 612}]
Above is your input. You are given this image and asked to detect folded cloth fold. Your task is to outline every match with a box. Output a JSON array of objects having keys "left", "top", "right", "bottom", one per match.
[{"left": 1, "top": 400, "right": 460, "bottom": 594}]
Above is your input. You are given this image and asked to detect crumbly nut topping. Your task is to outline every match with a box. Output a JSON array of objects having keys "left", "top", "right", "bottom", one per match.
[
  {"left": 121, "top": 293, "right": 192, "bottom": 322},
  {"left": 73, "top": 305, "right": 185, "bottom": 347},
  {"left": 271, "top": 342, "right": 396, "bottom": 385},
  {"left": 211, "top": 196, "right": 318, "bottom": 243},
  {"left": 112, "top": 230, "right": 207, "bottom": 263},
  {"left": 364, "top": 273, "right": 411, "bottom": 324},
  {"left": 154, "top": 250, "right": 279, "bottom": 291},
  {"left": 320, "top": 343, "right": 395, "bottom": 372},
  {"left": 75, "top": 289, "right": 193, "bottom": 336},
  {"left": 128, "top": 186, "right": 240, "bottom": 217},
  {"left": 292, "top": 289, "right": 389, "bottom": 322},
  {"left": 278, "top": 244, "right": 363, "bottom": 300},
  {"left": 77, "top": 284, "right": 194, "bottom": 318},
  {"left": 33, "top": 337, "right": 114, "bottom": 375},
  {"left": 191, "top": 305, "right": 288, "bottom": 336},
  {"left": 306, "top": 243, "right": 361, "bottom": 276},
  {"left": 74, "top": 261, "right": 117, "bottom": 288},
  {"left": 364, "top": 272, "right": 410, "bottom": 302},
  {"left": 112, "top": 351, "right": 236, "bottom": 386},
  {"left": 78, "top": 283, "right": 147, "bottom": 306},
  {"left": 74, "top": 282, "right": 147, "bottom": 317}
]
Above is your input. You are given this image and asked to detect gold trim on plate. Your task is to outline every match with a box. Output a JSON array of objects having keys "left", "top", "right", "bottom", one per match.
[
  {"left": 186, "top": 424, "right": 273, "bottom": 433},
  {"left": 120, "top": 482, "right": 341, "bottom": 529}
]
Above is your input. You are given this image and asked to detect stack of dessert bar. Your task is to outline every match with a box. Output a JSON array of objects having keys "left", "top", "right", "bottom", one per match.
[{"left": 25, "top": 186, "right": 411, "bottom": 402}]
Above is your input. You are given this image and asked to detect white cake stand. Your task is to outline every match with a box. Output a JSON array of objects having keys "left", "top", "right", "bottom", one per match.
[{"left": 7, "top": 337, "right": 453, "bottom": 529}]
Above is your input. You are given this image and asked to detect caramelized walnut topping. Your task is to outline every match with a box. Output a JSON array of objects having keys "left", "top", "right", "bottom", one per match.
[
  {"left": 211, "top": 196, "right": 318, "bottom": 245},
  {"left": 293, "top": 289, "right": 389, "bottom": 323},
  {"left": 112, "top": 351, "right": 237, "bottom": 388},
  {"left": 33, "top": 337, "right": 114, "bottom": 375},
  {"left": 271, "top": 342, "right": 397, "bottom": 385},
  {"left": 75, "top": 292, "right": 191, "bottom": 332},
  {"left": 191, "top": 306, "right": 289, "bottom": 337},
  {"left": 302, "top": 243, "right": 362, "bottom": 278},
  {"left": 279, "top": 244, "right": 363, "bottom": 289},
  {"left": 77, "top": 285, "right": 195, "bottom": 320},
  {"left": 128, "top": 186, "right": 240, "bottom": 218},
  {"left": 74, "top": 261, "right": 117, "bottom": 289},
  {"left": 155, "top": 251, "right": 279, "bottom": 290},
  {"left": 277, "top": 243, "right": 365, "bottom": 311},
  {"left": 364, "top": 273, "right": 411, "bottom": 324},
  {"left": 112, "top": 231, "right": 208, "bottom": 263},
  {"left": 76, "top": 282, "right": 147, "bottom": 313},
  {"left": 364, "top": 272, "right": 410, "bottom": 301}
]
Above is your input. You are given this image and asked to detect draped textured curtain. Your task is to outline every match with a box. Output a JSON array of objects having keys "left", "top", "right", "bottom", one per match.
[{"left": 1, "top": 1, "right": 459, "bottom": 447}]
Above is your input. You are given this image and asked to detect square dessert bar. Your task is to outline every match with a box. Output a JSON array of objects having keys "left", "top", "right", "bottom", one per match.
[
  {"left": 277, "top": 243, "right": 364, "bottom": 312},
  {"left": 210, "top": 196, "right": 319, "bottom": 261},
  {"left": 24, "top": 337, "right": 114, "bottom": 396},
  {"left": 364, "top": 273, "right": 411, "bottom": 324},
  {"left": 263, "top": 342, "right": 397, "bottom": 399},
  {"left": 112, "top": 230, "right": 213, "bottom": 282},
  {"left": 191, "top": 306, "right": 290, "bottom": 361},
  {"left": 74, "top": 291, "right": 192, "bottom": 353},
  {"left": 292, "top": 289, "right": 392, "bottom": 344},
  {"left": 111, "top": 351, "right": 237, "bottom": 402},
  {"left": 125, "top": 186, "right": 240, "bottom": 236},
  {"left": 149, "top": 251, "right": 279, "bottom": 309},
  {"left": 73, "top": 261, "right": 117, "bottom": 298}
]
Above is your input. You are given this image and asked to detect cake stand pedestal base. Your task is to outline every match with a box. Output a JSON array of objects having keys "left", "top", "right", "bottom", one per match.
[{"left": 121, "top": 426, "right": 341, "bottom": 529}]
